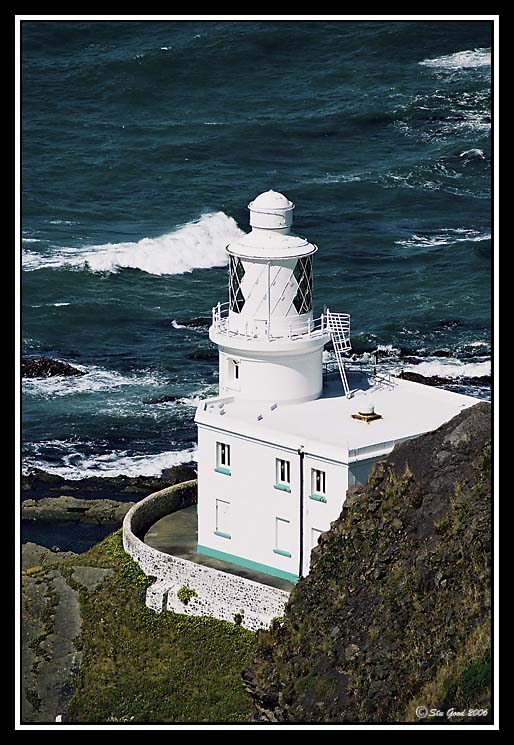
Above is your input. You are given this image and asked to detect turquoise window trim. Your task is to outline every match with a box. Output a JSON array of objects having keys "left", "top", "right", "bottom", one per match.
[
  {"left": 214, "top": 530, "right": 231, "bottom": 539},
  {"left": 309, "top": 493, "right": 327, "bottom": 503},
  {"left": 197, "top": 544, "right": 298, "bottom": 583},
  {"left": 273, "top": 548, "right": 292, "bottom": 558},
  {"left": 214, "top": 466, "right": 231, "bottom": 476},
  {"left": 274, "top": 483, "right": 291, "bottom": 493}
]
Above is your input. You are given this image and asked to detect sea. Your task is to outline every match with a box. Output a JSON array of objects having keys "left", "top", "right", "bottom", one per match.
[{"left": 21, "top": 20, "right": 492, "bottom": 489}]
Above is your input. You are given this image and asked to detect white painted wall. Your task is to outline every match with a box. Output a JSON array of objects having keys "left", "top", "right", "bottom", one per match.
[
  {"left": 301, "top": 454, "right": 349, "bottom": 577},
  {"left": 122, "top": 483, "right": 289, "bottom": 631},
  {"left": 197, "top": 422, "right": 390, "bottom": 581},
  {"left": 218, "top": 345, "right": 325, "bottom": 403},
  {"left": 197, "top": 424, "right": 302, "bottom": 580}
]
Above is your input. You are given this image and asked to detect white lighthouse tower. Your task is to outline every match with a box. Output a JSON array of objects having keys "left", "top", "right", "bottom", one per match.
[
  {"left": 210, "top": 190, "right": 336, "bottom": 404},
  {"left": 195, "top": 191, "right": 479, "bottom": 583}
]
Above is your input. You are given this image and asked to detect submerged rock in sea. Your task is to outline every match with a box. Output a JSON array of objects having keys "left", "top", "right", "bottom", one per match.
[
  {"left": 244, "top": 403, "right": 491, "bottom": 723},
  {"left": 22, "top": 358, "right": 85, "bottom": 378},
  {"left": 174, "top": 316, "right": 211, "bottom": 328}
]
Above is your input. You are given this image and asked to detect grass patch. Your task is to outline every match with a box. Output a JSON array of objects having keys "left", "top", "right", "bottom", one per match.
[
  {"left": 25, "top": 687, "right": 42, "bottom": 713},
  {"left": 63, "top": 530, "right": 257, "bottom": 723},
  {"left": 176, "top": 585, "right": 198, "bottom": 605},
  {"left": 404, "top": 618, "right": 491, "bottom": 722}
]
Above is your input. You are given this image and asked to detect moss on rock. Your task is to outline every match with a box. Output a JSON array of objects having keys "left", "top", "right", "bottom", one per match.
[{"left": 244, "top": 402, "right": 492, "bottom": 723}]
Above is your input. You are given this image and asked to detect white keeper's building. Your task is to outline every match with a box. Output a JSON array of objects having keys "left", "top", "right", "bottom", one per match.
[{"left": 195, "top": 190, "right": 478, "bottom": 584}]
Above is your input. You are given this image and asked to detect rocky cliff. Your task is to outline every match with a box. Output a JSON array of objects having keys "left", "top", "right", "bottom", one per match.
[{"left": 244, "top": 402, "right": 492, "bottom": 723}]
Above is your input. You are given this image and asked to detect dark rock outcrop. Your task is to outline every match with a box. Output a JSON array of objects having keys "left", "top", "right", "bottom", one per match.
[
  {"left": 397, "top": 370, "right": 490, "bottom": 387},
  {"left": 397, "top": 370, "right": 452, "bottom": 386},
  {"left": 22, "top": 463, "right": 197, "bottom": 502},
  {"left": 186, "top": 349, "right": 217, "bottom": 361},
  {"left": 144, "top": 393, "right": 180, "bottom": 404},
  {"left": 244, "top": 403, "right": 491, "bottom": 723},
  {"left": 22, "top": 358, "right": 85, "bottom": 378},
  {"left": 22, "top": 542, "right": 77, "bottom": 571},
  {"left": 22, "top": 496, "right": 136, "bottom": 525}
]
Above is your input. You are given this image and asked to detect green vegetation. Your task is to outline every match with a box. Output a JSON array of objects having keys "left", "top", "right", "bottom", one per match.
[
  {"left": 245, "top": 405, "right": 492, "bottom": 723},
  {"left": 62, "top": 530, "right": 256, "bottom": 723},
  {"left": 25, "top": 688, "right": 42, "bottom": 713},
  {"left": 405, "top": 619, "right": 491, "bottom": 722},
  {"left": 177, "top": 585, "right": 198, "bottom": 605}
]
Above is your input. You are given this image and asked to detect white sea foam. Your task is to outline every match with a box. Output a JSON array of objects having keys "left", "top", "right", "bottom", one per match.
[
  {"left": 22, "top": 366, "right": 165, "bottom": 398},
  {"left": 171, "top": 319, "right": 187, "bottom": 329},
  {"left": 404, "top": 359, "right": 490, "bottom": 379},
  {"left": 23, "top": 446, "right": 197, "bottom": 479},
  {"left": 460, "top": 149, "right": 485, "bottom": 159},
  {"left": 22, "top": 212, "right": 245, "bottom": 275},
  {"left": 307, "top": 173, "right": 362, "bottom": 185},
  {"left": 178, "top": 385, "right": 218, "bottom": 407},
  {"left": 377, "top": 344, "right": 401, "bottom": 356},
  {"left": 22, "top": 237, "right": 42, "bottom": 244},
  {"left": 466, "top": 340, "right": 490, "bottom": 349},
  {"left": 22, "top": 250, "right": 49, "bottom": 269},
  {"left": 419, "top": 48, "right": 491, "bottom": 70},
  {"left": 396, "top": 229, "right": 491, "bottom": 249}
]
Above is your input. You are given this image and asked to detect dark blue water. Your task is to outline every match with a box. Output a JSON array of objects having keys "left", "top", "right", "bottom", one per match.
[{"left": 22, "top": 21, "right": 492, "bottom": 480}]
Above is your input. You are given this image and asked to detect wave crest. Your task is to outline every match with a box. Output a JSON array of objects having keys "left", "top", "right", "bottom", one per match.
[
  {"left": 23, "top": 444, "right": 197, "bottom": 479},
  {"left": 395, "top": 229, "right": 491, "bottom": 249},
  {"left": 419, "top": 48, "right": 491, "bottom": 70},
  {"left": 22, "top": 212, "right": 244, "bottom": 275},
  {"left": 22, "top": 366, "right": 165, "bottom": 398},
  {"left": 404, "top": 359, "right": 490, "bottom": 379}
]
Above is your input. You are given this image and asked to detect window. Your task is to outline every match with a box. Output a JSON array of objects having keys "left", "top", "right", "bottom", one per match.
[
  {"left": 215, "top": 499, "right": 231, "bottom": 539},
  {"left": 229, "top": 256, "right": 246, "bottom": 313},
  {"left": 227, "top": 358, "right": 240, "bottom": 389},
  {"left": 292, "top": 256, "right": 313, "bottom": 314},
  {"left": 274, "top": 517, "right": 292, "bottom": 558},
  {"left": 215, "top": 442, "right": 231, "bottom": 475},
  {"left": 311, "top": 468, "right": 326, "bottom": 495},
  {"left": 274, "top": 458, "right": 291, "bottom": 492}
]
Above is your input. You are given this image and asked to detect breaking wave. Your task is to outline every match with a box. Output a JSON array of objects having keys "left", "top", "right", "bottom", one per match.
[
  {"left": 419, "top": 48, "right": 491, "bottom": 70},
  {"left": 22, "top": 212, "right": 244, "bottom": 275},
  {"left": 395, "top": 229, "right": 491, "bottom": 249},
  {"left": 22, "top": 365, "right": 166, "bottom": 398},
  {"left": 403, "top": 359, "right": 491, "bottom": 379},
  {"left": 23, "top": 443, "right": 197, "bottom": 479}
]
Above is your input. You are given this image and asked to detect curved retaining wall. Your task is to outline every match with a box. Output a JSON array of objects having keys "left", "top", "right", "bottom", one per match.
[{"left": 123, "top": 480, "right": 290, "bottom": 631}]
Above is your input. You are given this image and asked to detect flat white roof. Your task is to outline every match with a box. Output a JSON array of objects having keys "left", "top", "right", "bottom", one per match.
[{"left": 195, "top": 372, "right": 482, "bottom": 464}]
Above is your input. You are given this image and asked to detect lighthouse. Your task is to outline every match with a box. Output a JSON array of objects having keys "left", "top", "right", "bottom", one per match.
[
  {"left": 210, "top": 190, "right": 333, "bottom": 404},
  {"left": 195, "top": 191, "right": 479, "bottom": 583}
]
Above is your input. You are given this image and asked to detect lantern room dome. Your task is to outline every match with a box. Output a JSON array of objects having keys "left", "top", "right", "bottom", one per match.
[{"left": 248, "top": 190, "right": 295, "bottom": 231}]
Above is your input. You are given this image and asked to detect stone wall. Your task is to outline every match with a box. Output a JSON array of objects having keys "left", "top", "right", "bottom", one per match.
[{"left": 123, "top": 481, "right": 290, "bottom": 631}]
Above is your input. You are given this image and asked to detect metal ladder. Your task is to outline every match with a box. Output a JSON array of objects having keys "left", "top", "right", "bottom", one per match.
[{"left": 326, "top": 309, "right": 352, "bottom": 397}]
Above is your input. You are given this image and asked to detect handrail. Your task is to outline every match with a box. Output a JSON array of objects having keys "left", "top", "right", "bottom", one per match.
[{"left": 210, "top": 304, "right": 341, "bottom": 342}]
